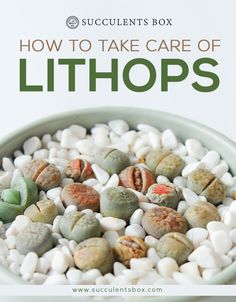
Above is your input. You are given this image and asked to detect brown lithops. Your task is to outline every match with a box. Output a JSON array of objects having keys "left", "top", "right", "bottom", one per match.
[
  {"left": 141, "top": 206, "right": 188, "bottom": 239},
  {"left": 61, "top": 183, "right": 100, "bottom": 211},
  {"left": 187, "top": 168, "right": 226, "bottom": 204},
  {"left": 184, "top": 201, "right": 220, "bottom": 228},
  {"left": 145, "top": 149, "right": 185, "bottom": 180},
  {"left": 113, "top": 235, "right": 147, "bottom": 267},
  {"left": 119, "top": 166, "right": 155, "bottom": 194},
  {"left": 74, "top": 237, "right": 114, "bottom": 274},
  {"left": 23, "top": 160, "right": 61, "bottom": 191},
  {"left": 66, "top": 159, "right": 94, "bottom": 182}
]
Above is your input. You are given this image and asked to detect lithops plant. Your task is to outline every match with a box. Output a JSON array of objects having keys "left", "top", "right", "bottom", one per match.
[
  {"left": 145, "top": 149, "right": 185, "bottom": 180},
  {"left": 61, "top": 183, "right": 100, "bottom": 211},
  {"left": 146, "top": 183, "right": 181, "bottom": 209},
  {"left": 95, "top": 148, "right": 130, "bottom": 175},
  {"left": 24, "top": 199, "right": 58, "bottom": 224},
  {"left": 0, "top": 177, "right": 38, "bottom": 223},
  {"left": 157, "top": 232, "right": 194, "bottom": 265},
  {"left": 113, "top": 235, "right": 147, "bottom": 267},
  {"left": 100, "top": 186, "right": 139, "bottom": 221},
  {"left": 59, "top": 211, "right": 101, "bottom": 243},
  {"left": 23, "top": 160, "right": 61, "bottom": 191},
  {"left": 141, "top": 206, "right": 188, "bottom": 239},
  {"left": 184, "top": 201, "right": 220, "bottom": 228},
  {"left": 187, "top": 168, "right": 226, "bottom": 205},
  {"left": 15, "top": 222, "right": 53, "bottom": 256},
  {"left": 66, "top": 159, "right": 94, "bottom": 182},
  {"left": 74, "top": 237, "right": 114, "bottom": 274},
  {"left": 119, "top": 166, "right": 155, "bottom": 194}
]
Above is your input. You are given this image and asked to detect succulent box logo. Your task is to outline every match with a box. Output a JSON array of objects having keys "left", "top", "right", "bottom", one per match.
[{"left": 66, "top": 16, "right": 79, "bottom": 29}]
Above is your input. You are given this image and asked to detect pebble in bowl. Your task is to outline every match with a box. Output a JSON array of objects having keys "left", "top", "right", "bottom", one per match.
[{"left": 0, "top": 107, "right": 236, "bottom": 291}]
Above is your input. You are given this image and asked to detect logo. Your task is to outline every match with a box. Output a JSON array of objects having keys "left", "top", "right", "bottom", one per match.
[{"left": 66, "top": 16, "right": 79, "bottom": 29}]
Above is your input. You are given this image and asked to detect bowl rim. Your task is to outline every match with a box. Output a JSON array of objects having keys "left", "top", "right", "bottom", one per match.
[{"left": 0, "top": 106, "right": 236, "bottom": 300}]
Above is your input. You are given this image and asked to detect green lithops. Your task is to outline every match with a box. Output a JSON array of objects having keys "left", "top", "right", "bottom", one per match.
[
  {"left": 184, "top": 201, "right": 220, "bottom": 228},
  {"left": 187, "top": 168, "right": 226, "bottom": 205},
  {"left": 145, "top": 149, "right": 185, "bottom": 180},
  {"left": 146, "top": 183, "right": 181, "bottom": 209},
  {"left": 59, "top": 211, "right": 101, "bottom": 243},
  {"left": 100, "top": 186, "right": 139, "bottom": 221},
  {"left": 0, "top": 177, "right": 38, "bottom": 223},
  {"left": 156, "top": 232, "right": 194, "bottom": 265},
  {"left": 24, "top": 199, "right": 58, "bottom": 224},
  {"left": 95, "top": 148, "right": 130, "bottom": 175},
  {"left": 15, "top": 222, "right": 53, "bottom": 256},
  {"left": 74, "top": 237, "right": 114, "bottom": 274}
]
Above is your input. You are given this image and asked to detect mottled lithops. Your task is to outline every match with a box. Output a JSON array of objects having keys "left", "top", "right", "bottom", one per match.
[
  {"left": 119, "top": 166, "right": 155, "bottom": 194},
  {"left": 15, "top": 223, "right": 53, "bottom": 256},
  {"left": 113, "top": 235, "right": 147, "bottom": 267},
  {"left": 74, "top": 237, "right": 114, "bottom": 274},
  {"left": 24, "top": 199, "right": 58, "bottom": 224},
  {"left": 100, "top": 186, "right": 139, "bottom": 221},
  {"left": 23, "top": 159, "right": 61, "bottom": 191},
  {"left": 157, "top": 232, "right": 194, "bottom": 265},
  {"left": 61, "top": 183, "right": 100, "bottom": 211},
  {"left": 0, "top": 177, "right": 38, "bottom": 223},
  {"left": 184, "top": 201, "right": 220, "bottom": 228},
  {"left": 59, "top": 211, "right": 101, "bottom": 243},
  {"left": 95, "top": 148, "right": 130, "bottom": 175},
  {"left": 66, "top": 159, "right": 94, "bottom": 182},
  {"left": 146, "top": 183, "right": 181, "bottom": 209},
  {"left": 145, "top": 149, "right": 185, "bottom": 180},
  {"left": 187, "top": 168, "right": 226, "bottom": 205},
  {"left": 142, "top": 206, "right": 188, "bottom": 239}
]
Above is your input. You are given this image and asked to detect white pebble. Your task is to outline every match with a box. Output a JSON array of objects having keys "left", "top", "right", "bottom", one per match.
[
  {"left": 211, "top": 230, "right": 232, "bottom": 254},
  {"left": 183, "top": 188, "right": 200, "bottom": 206},
  {"left": 185, "top": 139, "right": 205, "bottom": 160},
  {"left": 207, "top": 221, "right": 231, "bottom": 235},
  {"left": 128, "top": 189, "right": 149, "bottom": 203},
  {"left": 54, "top": 197, "right": 65, "bottom": 214},
  {"left": 68, "top": 240, "right": 77, "bottom": 255},
  {"left": 100, "top": 217, "right": 126, "bottom": 231},
  {"left": 7, "top": 249, "right": 24, "bottom": 264},
  {"left": 147, "top": 248, "right": 160, "bottom": 264},
  {"left": 44, "top": 274, "right": 68, "bottom": 285},
  {"left": 173, "top": 143, "right": 187, "bottom": 156},
  {"left": 46, "top": 187, "right": 62, "bottom": 201},
  {"left": 211, "top": 161, "right": 229, "bottom": 178},
  {"left": 92, "top": 164, "right": 109, "bottom": 185},
  {"left": 201, "top": 151, "right": 220, "bottom": 170},
  {"left": 186, "top": 228, "right": 208, "bottom": 248},
  {"left": 104, "top": 174, "right": 119, "bottom": 189},
  {"left": 52, "top": 216, "right": 62, "bottom": 233},
  {"left": 137, "top": 270, "right": 160, "bottom": 285},
  {"left": 76, "top": 139, "right": 98, "bottom": 156},
  {"left": 111, "top": 275, "right": 133, "bottom": 286},
  {"left": 81, "top": 209, "right": 94, "bottom": 215},
  {"left": 23, "top": 136, "right": 42, "bottom": 155},
  {"left": 51, "top": 250, "right": 70, "bottom": 273},
  {"left": 156, "top": 175, "right": 170, "bottom": 184},
  {"left": 0, "top": 171, "right": 13, "bottom": 188},
  {"left": 177, "top": 201, "right": 189, "bottom": 215},
  {"left": 0, "top": 239, "right": 9, "bottom": 257},
  {"left": 173, "top": 272, "right": 202, "bottom": 284},
  {"left": 228, "top": 246, "right": 236, "bottom": 259},
  {"left": 137, "top": 124, "right": 160, "bottom": 134},
  {"left": 221, "top": 173, "right": 234, "bottom": 187},
  {"left": 0, "top": 256, "right": 8, "bottom": 268},
  {"left": 223, "top": 210, "right": 236, "bottom": 228},
  {"left": 2, "top": 157, "right": 15, "bottom": 172},
  {"left": 96, "top": 276, "right": 110, "bottom": 285},
  {"left": 14, "top": 155, "right": 32, "bottom": 171},
  {"left": 188, "top": 246, "right": 223, "bottom": 269},
  {"left": 60, "top": 129, "right": 78, "bottom": 149},
  {"left": 135, "top": 146, "right": 152, "bottom": 159},
  {"left": 12, "top": 215, "right": 31, "bottom": 232},
  {"left": 229, "top": 229, "right": 236, "bottom": 244},
  {"left": 161, "top": 129, "right": 178, "bottom": 149},
  {"left": 139, "top": 202, "right": 159, "bottom": 211},
  {"left": 30, "top": 273, "right": 47, "bottom": 284},
  {"left": 103, "top": 231, "right": 119, "bottom": 247},
  {"left": 179, "top": 262, "right": 200, "bottom": 278},
  {"left": 9, "top": 262, "right": 20, "bottom": 275},
  {"left": 202, "top": 268, "right": 221, "bottom": 281},
  {"left": 5, "top": 235, "right": 16, "bottom": 249},
  {"left": 125, "top": 224, "right": 145, "bottom": 239},
  {"left": 20, "top": 252, "right": 38, "bottom": 275},
  {"left": 36, "top": 257, "right": 50, "bottom": 274},
  {"left": 64, "top": 205, "right": 77, "bottom": 214},
  {"left": 130, "top": 258, "right": 154, "bottom": 271},
  {"left": 109, "top": 142, "right": 129, "bottom": 153},
  {"left": 173, "top": 176, "right": 187, "bottom": 189},
  {"left": 82, "top": 269, "right": 102, "bottom": 285},
  {"left": 157, "top": 257, "right": 178, "bottom": 278},
  {"left": 121, "top": 130, "right": 137, "bottom": 146},
  {"left": 113, "top": 262, "right": 126, "bottom": 277},
  {"left": 148, "top": 132, "right": 161, "bottom": 149},
  {"left": 145, "top": 236, "right": 159, "bottom": 248},
  {"left": 66, "top": 268, "right": 83, "bottom": 285},
  {"left": 69, "top": 125, "right": 86, "bottom": 139},
  {"left": 182, "top": 161, "right": 204, "bottom": 177},
  {"left": 83, "top": 178, "right": 98, "bottom": 186},
  {"left": 130, "top": 209, "right": 144, "bottom": 225},
  {"left": 43, "top": 247, "right": 60, "bottom": 262},
  {"left": 109, "top": 120, "right": 129, "bottom": 136},
  {"left": 123, "top": 269, "right": 145, "bottom": 279}
]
